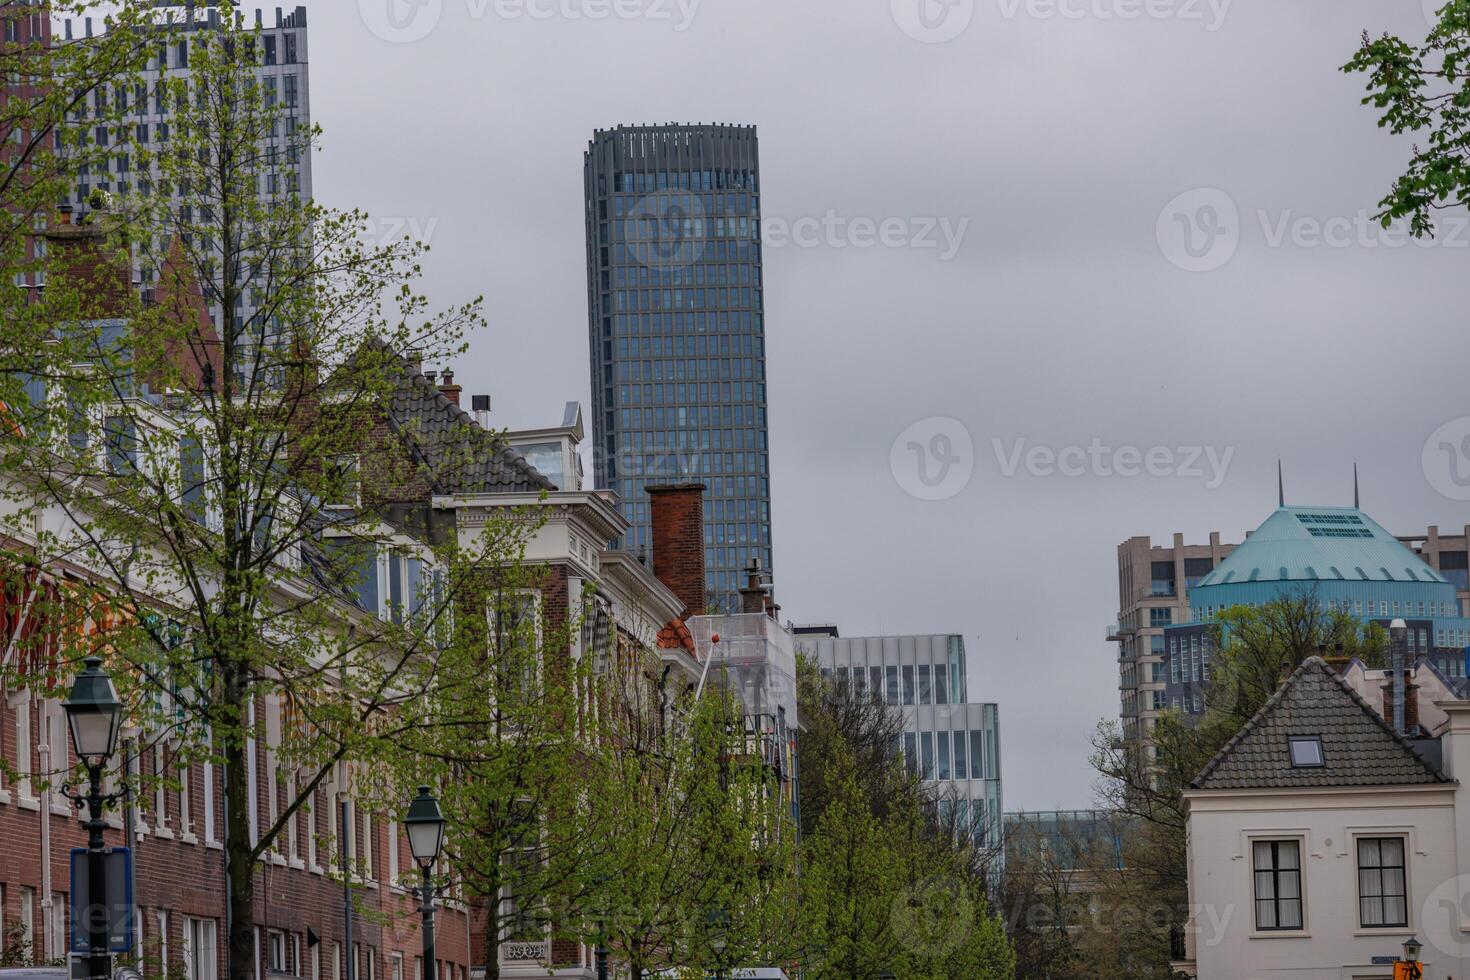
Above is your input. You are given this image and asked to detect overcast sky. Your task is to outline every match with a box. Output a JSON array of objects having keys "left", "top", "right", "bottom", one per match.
[{"left": 297, "top": 0, "right": 1469, "bottom": 810}]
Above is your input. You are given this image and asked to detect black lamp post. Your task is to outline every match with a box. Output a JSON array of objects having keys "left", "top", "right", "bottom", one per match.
[
  {"left": 61, "top": 656, "right": 125, "bottom": 980},
  {"left": 1401, "top": 936, "right": 1424, "bottom": 979},
  {"left": 404, "top": 787, "right": 446, "bottom": 980}
]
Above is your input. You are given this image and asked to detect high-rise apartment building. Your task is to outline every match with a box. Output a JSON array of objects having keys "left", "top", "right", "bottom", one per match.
[
  {"left": 583, "top": 123, "right": 772, "bottom": 610},
  {"left": 1110, "top": 532, "right": 1235, "bottom": 757},
  {"left": 796, "top": 627, "right": 1003, "bottom": 850},
  {"left": 62, "top": 3, "right": 312, "bottom": 339}
]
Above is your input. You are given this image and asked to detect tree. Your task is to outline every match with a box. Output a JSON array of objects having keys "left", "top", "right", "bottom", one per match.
[
  {"left": 1344, "top": 0, "right": 1470, "bottom": 236},
  {"left": 583, "top": 664, "right": 800, "bottom": 979},
  {"left": 385, "top": 540, "right": 610, "bottom": 980},
  {"left": 0, "top": 6, "right": 503, "bottom": 980},
  {"left": 793, "top": 659, "right": 1014, "bottom": 979}
]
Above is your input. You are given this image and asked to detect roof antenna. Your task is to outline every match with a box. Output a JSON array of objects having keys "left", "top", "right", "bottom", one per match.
[
  {"left": 1278, "top": 460, "right": 1285, "bottom": 508},
  {"left": 1354, "top": 461, "right": 1361, "bottom": 509}
]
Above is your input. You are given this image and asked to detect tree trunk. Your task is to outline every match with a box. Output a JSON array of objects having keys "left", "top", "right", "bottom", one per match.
[{"left": 225, "top": 725, "right": 255, "bottom": 980}]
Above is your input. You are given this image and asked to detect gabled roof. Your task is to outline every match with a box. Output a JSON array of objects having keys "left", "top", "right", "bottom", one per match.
[
  {"left": 1190, "top": 657, "right": 1452, "bottom": 791},
  {"left": 1195, "top": 506, "right": 1447, "bottom": 588},
  {"left": 382, "top": 352, "right": 553, "bottom": 496}
]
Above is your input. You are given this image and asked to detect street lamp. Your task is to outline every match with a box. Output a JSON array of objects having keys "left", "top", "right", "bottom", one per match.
[
  {"left": 61, "top": 656, "right": 125, "bottom": 980},
  {"left": 403, "top": 787, "right": 446, "bottom": 980},
  {"left": 706, "top": 908, "right": 728, "bottom": 980},
  {"left": 1401, "top": 936, "right": 1423, "bottom": 979}
]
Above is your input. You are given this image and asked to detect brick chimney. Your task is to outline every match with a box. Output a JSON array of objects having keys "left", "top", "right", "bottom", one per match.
[
  {"left": 438, "top": 369, "right": 461, "bottom": 406},
  {"left": 42, "top": 215, "right": 133, "bottom": 318},
  {"left": 1380, "top": 670, "right": 1421, "bottom": 735},
  {"left": 648, "top": 484, "right": 706, "bottom": 616}
]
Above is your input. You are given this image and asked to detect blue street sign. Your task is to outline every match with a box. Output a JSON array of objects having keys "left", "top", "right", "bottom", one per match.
[{"left": 69, "top": 847, "right": 133, "bottom": 954}]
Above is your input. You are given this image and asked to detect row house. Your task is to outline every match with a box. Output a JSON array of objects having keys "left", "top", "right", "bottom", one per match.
[
  {"left": 1179, "top": 654, "right": 1470, "bottom": 979},
  {"left": 0, "top": 213, "right": 712, "bottom": 980},
  {"left": 0, "top": 210, "right": 478, "bottom": 980},
  {"left": 359, "top": 353, "right": 712, "bottom": 977}
]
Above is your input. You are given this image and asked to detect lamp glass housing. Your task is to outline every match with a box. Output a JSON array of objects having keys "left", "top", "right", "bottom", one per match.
[
  {"left": 63, "top": 657, "right": 123, "bottom": 764},
  {"left": 404, "top": 786, "right": 446, "bottom": 868}
]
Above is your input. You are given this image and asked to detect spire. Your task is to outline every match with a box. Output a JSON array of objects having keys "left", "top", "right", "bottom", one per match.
[
  {"left": 1354, "top": 462, "right": 1361, "bottom": 509},
  {"left": 1278, "top": 460, "right": 1285, "bottom": 508}
]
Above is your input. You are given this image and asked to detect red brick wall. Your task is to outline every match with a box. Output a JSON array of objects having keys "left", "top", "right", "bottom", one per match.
[
  {"left": 646, "top": 484, "right": 706, "bottom": 616},
  {"left": 0, "top": 692, "right": 471, "bottom": 980}
]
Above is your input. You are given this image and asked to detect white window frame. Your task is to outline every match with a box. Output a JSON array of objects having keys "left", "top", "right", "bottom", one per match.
[
  {"left": 322, "top": 455, "right": 360, "bottom": 510},
  {"left": 182, "top": 916, "right": 218, "bottom": 980}
]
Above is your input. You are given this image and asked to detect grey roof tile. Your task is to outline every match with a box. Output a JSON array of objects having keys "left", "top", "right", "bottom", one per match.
[
  {"left": 382, "top": 352, "right": 553, "bottom": 496},
  {"left": 1191, "top": 657, "right": 1452, "bottom": 791}
]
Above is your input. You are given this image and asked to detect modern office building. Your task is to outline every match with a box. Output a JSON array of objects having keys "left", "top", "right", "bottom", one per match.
[
  {"left": 1163, "top": 504, "right": 1470, "bottom": 718},
  {"left": 1110, "top": 532, "right": 1236, "bottom": 758},
  {"left": 61, "top": 3, "right": 313, "bottom": 347},
  {"left": 583, "top": 123, "right": 772, "bottom": 610},
  {"left": 796, "top": 627, "right": 1002, "bottom": 850}
]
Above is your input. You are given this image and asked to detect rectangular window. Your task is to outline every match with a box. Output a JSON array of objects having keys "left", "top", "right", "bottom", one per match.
[
  {"left": 323, "top": 456, "right": 359, "bottom": 509},
  {"left": 920, "top": 731, "right": 934, "bottom": 780},
  {"left": 937, "top": 731, "right": 950, "bottom": 780},
  {"left": 1253, "top": 840, "right": 1303, "bottom": 930},
  {"left": 183, "top": 917, "right": 218, "bottom": 980},
  {"left": 1358, "top": 837, "right": 1408, "bottom": 928},
  {"left": 970, "top": 731, "right": 984, "bottom": 779},
  {"left": 267, "top": 931, "right": 287, "bottom": 973},
  {"left": 917, "top": 664, "right": 932, "bottom": 705},
  {"left": 901, "top": 665, "right": 914, "bottom": 706},
  {"left": 868, "top": 666, "right": 882, "bottom": 702},
  {"left": 885, "top": 666, "right": 899, "bottom": 706},
  {"left": 934, "top": 664, "right": 949, "bottom": 704},
  {"left": 903, "top": 732, "right": 917, "bottom": 776}
]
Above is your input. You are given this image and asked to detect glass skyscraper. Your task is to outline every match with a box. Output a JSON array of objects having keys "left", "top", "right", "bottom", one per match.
[{"left": 583, "top": 123, "right": 772, "bottom": 609}]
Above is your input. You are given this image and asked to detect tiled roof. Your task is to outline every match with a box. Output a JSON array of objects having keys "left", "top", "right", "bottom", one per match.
[
  {"left": 1190, "top": 656, "right": 1452, "bottom": 791},
  {"left": 1195, "top": 506, "right": 1447, "bottom": 587},
  {"left": 383, "top": 354, "right": 552, "bottom": 496},
  {"left": 657, "top": 616, "right": 696, "bottom": 655}
]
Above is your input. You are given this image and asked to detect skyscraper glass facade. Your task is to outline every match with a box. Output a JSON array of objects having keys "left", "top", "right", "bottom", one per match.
[{"left": 584, "top": 123, "right": 772, "bottom": 610}]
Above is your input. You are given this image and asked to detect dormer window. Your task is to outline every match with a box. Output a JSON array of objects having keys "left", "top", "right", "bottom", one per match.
[{"left": 1288, "top": 736, "right": 1324, "bottom": 768}]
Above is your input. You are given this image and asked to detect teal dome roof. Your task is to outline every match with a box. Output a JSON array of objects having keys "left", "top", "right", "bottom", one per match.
[{"left": 1196, "top": 506, "right": 1448, "bottom": 587}]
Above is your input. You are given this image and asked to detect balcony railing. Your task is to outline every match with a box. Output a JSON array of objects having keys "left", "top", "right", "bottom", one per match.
[{"left": 499, "top": 941, "right": 549, "bottom": 965}]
